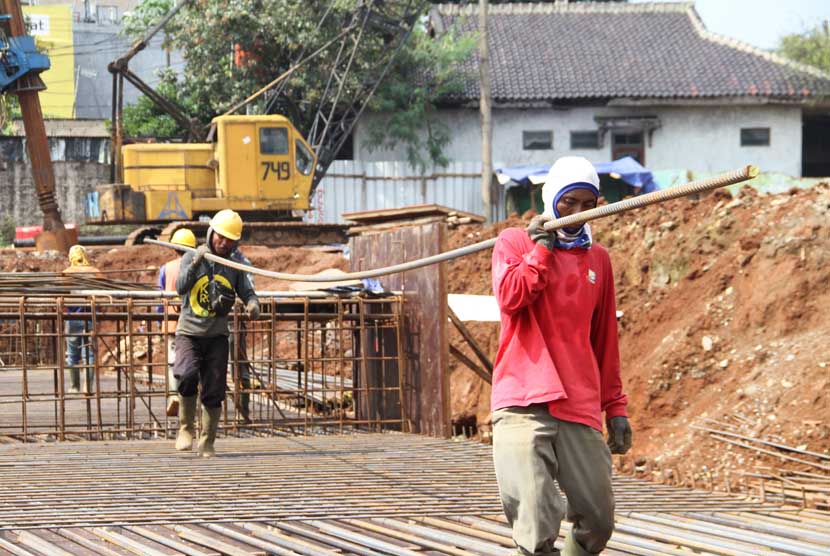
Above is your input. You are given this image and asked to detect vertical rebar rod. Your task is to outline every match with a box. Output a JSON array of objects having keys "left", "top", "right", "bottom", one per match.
[
  {"left": 396, "top": 298, "right": 407, "bottom": 433},
  {"left": 357, "top": 298, "right": 372, "bottom": 431},
  {"left": 162, "top": 297, "right": 170, "bottom": 434},
  {"left": 92, "top": 297, "right": 103, "bottom": 439},
  {"left": 19, "top": 297, "right": 29, "bottom": 441},
  {"left": 302, "top": 297, "right": 310, "bottom": 435},
  {"left": 127, "top": 298, "right": 135, "bottom": 438},
  {"left": 337, "top": 300, "right": 345, "bottom": 435}
]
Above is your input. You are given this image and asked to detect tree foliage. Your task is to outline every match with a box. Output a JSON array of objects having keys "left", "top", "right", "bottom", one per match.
[
  {"left": 120, "top": 0, "right": 475, "bottom": 167},
  {"left": 778, "top": 21, "right": 830, "bottom": 73},
  {"left": 0, "top": 95, "right": 19, "bottom": 135},
  {"left": 121, "top": 69, "right": 197, "bottom": 138},
  {"left": 363, "top": 25, "right": 476, "bottom": 169}
]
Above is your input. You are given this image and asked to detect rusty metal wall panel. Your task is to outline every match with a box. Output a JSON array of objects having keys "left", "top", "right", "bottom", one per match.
[{"left": 350, "top": 220, "right": 450, "bottom": 436}]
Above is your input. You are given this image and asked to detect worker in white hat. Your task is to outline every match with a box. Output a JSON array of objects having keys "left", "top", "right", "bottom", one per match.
[{"left": 490, "top": 156, "right": 631, "bottom": 555}]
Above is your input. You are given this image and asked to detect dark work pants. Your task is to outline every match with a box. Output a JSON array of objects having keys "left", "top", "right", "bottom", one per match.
[{"left": 174, "top": 334, "right": 230, "bottom": 409}]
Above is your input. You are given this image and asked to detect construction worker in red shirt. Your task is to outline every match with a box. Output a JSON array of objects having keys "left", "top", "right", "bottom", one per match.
[
  {"left": 490, "top": 156, "right": 632, "bottom": 556},
  {"left": 157, "top": 228, "right": 197, "bottom": 417}
]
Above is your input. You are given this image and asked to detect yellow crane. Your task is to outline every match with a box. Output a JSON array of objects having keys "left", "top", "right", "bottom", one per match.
[{"left": 86, "top": 0, "right": 426, "bottom": 245}]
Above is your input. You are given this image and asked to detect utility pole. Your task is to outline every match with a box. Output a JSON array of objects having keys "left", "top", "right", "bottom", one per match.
[
  {"left": 478, "top": 0, "right": 493, "bottom": 222},
  {"left": 2, "top": 0, "right": 72, "bottom": 252}
]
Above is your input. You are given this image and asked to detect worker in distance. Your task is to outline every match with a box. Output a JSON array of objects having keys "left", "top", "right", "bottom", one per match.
[
  {"left": 156, "top": 228, "right": 197, "bottom": 417},
  {"left": 173, "top": 209, "right": 260, "bottom": 457},
  {"left": 490, "top": 156, "right": 632, "bottom": 555}
]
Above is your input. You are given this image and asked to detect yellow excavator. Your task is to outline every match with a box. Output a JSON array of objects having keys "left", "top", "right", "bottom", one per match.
[
  {"left": 92, "top": 115, "right": 316, "bottom": 222},
  {"left": 85, "top": 0, "right": 425, "bottom": 245}
]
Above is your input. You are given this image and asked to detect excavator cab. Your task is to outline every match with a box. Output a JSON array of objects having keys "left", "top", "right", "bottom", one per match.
[{"left": 212, "top": 115, "right": 316, "bottom": 211}]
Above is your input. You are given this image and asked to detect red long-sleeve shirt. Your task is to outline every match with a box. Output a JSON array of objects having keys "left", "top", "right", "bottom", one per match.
[{"left": 490, "top": 227, "right": 628, "bottom": 431}]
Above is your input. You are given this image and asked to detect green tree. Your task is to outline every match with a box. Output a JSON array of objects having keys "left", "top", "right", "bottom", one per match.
[
  {"left": 120, "top": 0, "right": 475, "bottom": 167},
  {"left": 362, "top": 25, "right": 476, "bottom": 169},
  {"left": 0, "top": 95, "right": 19, "bottom": 135},
  {"left": 121, "top": 69, "right": 196, "bottom": 138},
  {"left": 778, "top": 21, "right": 830, "bottom": 72}
]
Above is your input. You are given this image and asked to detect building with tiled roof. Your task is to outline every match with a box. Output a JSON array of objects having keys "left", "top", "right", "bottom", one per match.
[{"left": 354, "top": 1, "right": 830, "bottom": 178}]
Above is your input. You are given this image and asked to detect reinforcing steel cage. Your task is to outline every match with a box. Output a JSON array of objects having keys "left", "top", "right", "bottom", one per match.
[{"left": 0, "top": 294, "right": 408, "bottom": 442}]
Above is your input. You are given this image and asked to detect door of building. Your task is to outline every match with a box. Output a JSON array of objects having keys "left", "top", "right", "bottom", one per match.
[{"left": 611, "top": 130, "right": 645, "bottom": 164}]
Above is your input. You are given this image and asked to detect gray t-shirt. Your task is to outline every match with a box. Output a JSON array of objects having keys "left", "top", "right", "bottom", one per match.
[{"left": 175, "top": 247, "right": 258, "bottom": 337}]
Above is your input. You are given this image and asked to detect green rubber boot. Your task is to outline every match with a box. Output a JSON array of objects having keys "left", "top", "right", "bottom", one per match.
[
  {"left": 198, "top": 406, "right": 221, "bottom": 458},
  {"left": 175, "top": 395, "right": 197, "bottom": 451}
]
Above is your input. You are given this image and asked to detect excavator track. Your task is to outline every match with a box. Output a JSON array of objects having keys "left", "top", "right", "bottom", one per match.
[{"left": 156, "top": 221, "right": 350, "bottom": 247}]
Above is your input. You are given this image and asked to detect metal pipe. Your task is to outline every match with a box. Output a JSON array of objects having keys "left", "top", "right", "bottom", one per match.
[{"left": 147, "top": 165, "right": 759, "bottom": 282}]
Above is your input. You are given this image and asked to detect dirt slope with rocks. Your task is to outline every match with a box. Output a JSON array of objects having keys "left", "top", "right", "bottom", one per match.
[
  {"left": 2, "top": 185, "right": 827, "bottom": 494},
  {"left": 447, "top": 183, "right": 830, "bottom": 492}
]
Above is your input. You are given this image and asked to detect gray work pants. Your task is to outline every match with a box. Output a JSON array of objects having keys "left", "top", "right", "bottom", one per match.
[{"left": 493, "top": 405, "right": 615, "bottom": 555}]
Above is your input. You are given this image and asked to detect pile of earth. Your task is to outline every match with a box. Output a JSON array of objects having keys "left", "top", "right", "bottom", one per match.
[
  {"left": 446, "top": 183, "right": 830, "bottom": 494},
  {"left": 3, "top": 183, "right": 828, "bottom": 496}
]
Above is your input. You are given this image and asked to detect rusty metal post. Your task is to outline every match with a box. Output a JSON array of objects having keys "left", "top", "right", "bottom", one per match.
[
  {"left": 2, "top": 0, "right": 72, "bottom": 253},
  {"left": 91, "top": 297, "right": 103, "bottom": 438},
  {"left": 395, "top": 298, "right": 408, "bottom": 433},
  {"left": 337, "top": 300, "right": 345, "bottom": 434},
  {"left": 302, "top": 297, "right": 310, "bottom": 435},
  {"left": 19, "top": 297, "right": 29, "bottom": 441},
  {"left": 127, "top": 298, "right": 136, "bottom": 438}
]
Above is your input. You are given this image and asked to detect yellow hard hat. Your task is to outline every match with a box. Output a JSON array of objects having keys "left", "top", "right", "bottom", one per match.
[
  {"left": 170, "top": 228, "right": 197, "bottom": 248},
  {"left": 209, "top": 209, "right": 243, "bottom": 241},
  {"left": 68, "top": 245, "right": 89, "bottom": 267}
]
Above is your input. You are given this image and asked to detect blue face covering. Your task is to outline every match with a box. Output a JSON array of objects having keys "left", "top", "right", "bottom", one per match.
[{"left": 551, "top": 183, "right": 599, "bottom": 250}]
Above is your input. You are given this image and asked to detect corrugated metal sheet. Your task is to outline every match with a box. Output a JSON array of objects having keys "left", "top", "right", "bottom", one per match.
[{"left": 310, "top": 160, "right": 505, "bottom": 222}]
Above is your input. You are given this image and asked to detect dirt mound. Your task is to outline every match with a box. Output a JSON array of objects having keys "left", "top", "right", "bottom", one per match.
[
  {"left": 4, "top": 188, "right": 828, "bottom": 490},
  {"left": 447, "top": 183, "right": 830, "bottom": 488},
  {"left": 0, "top": 244, "right": 348, "bottom": 289}
]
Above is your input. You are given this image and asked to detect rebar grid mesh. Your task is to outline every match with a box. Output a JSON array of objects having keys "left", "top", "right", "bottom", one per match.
[{"left": 0, "top": 295, "right": 407, "bottom": 442}]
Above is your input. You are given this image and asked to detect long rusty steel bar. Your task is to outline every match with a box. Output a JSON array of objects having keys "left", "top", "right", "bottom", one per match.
[{"left": 145, "top": 165, "right": 759, "bottom": 283}]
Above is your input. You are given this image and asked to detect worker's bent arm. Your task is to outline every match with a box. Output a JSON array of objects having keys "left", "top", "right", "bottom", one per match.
[
  {"left": 491, "top": 228, "right": 554, "bottom": 314},
  {"left": 590, "top": 251, "right": 628, "bottom": 418},
  {"left": 176, "top": 251, "right": 201, "bottom": 295}
]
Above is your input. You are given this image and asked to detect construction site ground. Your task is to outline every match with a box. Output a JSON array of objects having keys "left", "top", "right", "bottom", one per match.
[
  {"left": 1, "top": 433, "right": 828, "bottom": 555},
  {"left": 0, "top": 182, "right": 829, "bottom": 552}
]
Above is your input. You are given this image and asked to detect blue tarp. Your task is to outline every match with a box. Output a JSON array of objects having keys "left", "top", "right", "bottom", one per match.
[{"left": 496, "top": 156, "right": 660, "bottom": 194}]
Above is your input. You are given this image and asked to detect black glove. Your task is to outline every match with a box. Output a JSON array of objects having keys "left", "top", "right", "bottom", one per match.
[
  {"left": 606, "top": 416, "right": 632, "bottom": 455},
  {"left": 245, "top": 299, "right": 260, "bottom": 320},
  {"left": 192, "top": 244, "right": 209, "bottom": 266},
  {"left": 526, "top": 215, "right": 556, "bottom": 251}
]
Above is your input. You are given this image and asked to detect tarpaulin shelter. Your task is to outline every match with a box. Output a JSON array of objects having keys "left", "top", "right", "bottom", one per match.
[{"left": 495, "top": 156, "right": 660, "bottom": 212}]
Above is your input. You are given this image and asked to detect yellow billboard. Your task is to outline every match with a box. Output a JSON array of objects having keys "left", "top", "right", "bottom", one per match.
[{"left": 21, "top": 5, "right": 74, "bottom": 119}]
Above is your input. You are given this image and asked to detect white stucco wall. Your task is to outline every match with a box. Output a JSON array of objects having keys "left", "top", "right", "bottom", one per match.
[{"left": 354, "top": 104, "right": 803, "bottom": 177}]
